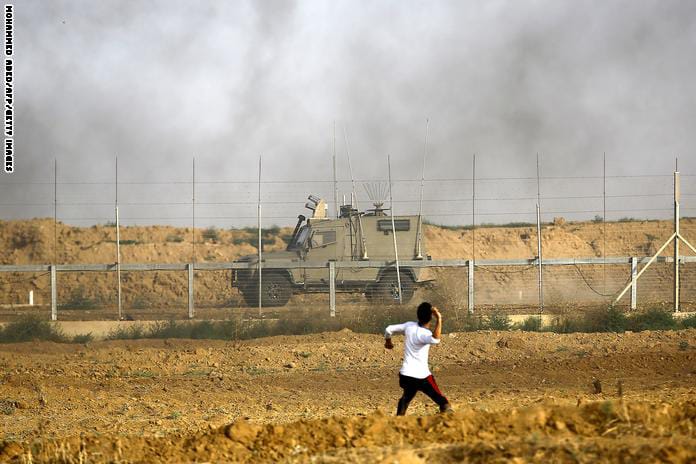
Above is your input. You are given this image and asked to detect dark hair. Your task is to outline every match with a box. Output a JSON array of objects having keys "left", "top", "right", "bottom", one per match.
[{"left": 417, "top": 302, "right": 433, "bottom": 325}]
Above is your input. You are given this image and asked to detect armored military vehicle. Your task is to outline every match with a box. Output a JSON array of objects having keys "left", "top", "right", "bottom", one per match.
[{"left": 232, "top": 195, "right": 429, "bottom": 307}]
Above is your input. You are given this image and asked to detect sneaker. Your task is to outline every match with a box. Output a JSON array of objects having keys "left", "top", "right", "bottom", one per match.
[{"left": 439, "top": 403, "right": 454, "bottom": 414}]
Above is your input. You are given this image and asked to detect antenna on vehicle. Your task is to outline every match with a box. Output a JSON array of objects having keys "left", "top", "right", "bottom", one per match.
[
  {"left": 415, "top": 118, "right": 429, "bottom": 259},
  {"left": 343, "top": 125, "right": 368, "bottom": 260},
  {"left": 333, "top": 121, "right": 339, "bottom": 218},
  {"left": 363, "top": 181, "right": 388, "bottom": 216},
  {"left": 388, "top": 154, "right": 403, "bottom": 304}
]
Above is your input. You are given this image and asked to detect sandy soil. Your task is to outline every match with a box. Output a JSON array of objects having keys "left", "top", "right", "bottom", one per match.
[{"left": 1, "top": 329, "right": 694, "bottom": 462}]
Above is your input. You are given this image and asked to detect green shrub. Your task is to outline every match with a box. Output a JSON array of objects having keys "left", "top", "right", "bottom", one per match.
[
  {"left": 202, "top": 227, "right": 220, "bottom": 242},
  {"left": 11, "top": 225, "right": 41, "bottom": 249},
  {"left": 343, "top": 305, "right": 413, "bottom": 335},
  {"left": 498, "top": 222, "right": 535, "bottom": 228},
  {"left": 680, "top": 314, "right": 696, "bottom": 329},
  {"left": 449, "top": 314, "right": 485, "bottom": 332},
  {"left": 547, "top": 316, "right": 583, "bottom": 334},
  {"left": 136, "top": 319, "right": 245, "bottom": 341},
  {"left": 107, "top": 239, "right": 141, "bottom": 245},
  {"left": 627, "top": 308, "right": 677, "bottom": 332},
  {"left": 273, "top": 317, "right": 342, "bottom": 336},
  {"left": 72, "top": 333, "right": 93, "bottom": 344},
  {"left": 486, "top": 312, "right": 511, "bottom": 331},
  {"left": 520, "top": 316, "right": 543, "bottom": 332},
  {"left": 166, "top": 234, "right": 184, "bottom": 243},
  {"left": 240, "top": 227, "right": 280, "bottom": 238},
  {"left": 61, "top": 286, "right": 98, "bottom": 309},
  {"left": 233, "top": 237, "right": 276, "bottom": 250},
  {"left": 147, "top": 320, "right": 189, "bottom": 338},
  {"left": 106, "top": 325, "right": 147, "bottom": 340},
  {"left": 0, "top": 316, "right": 66, "bottom": 343},
  {"left": 232, "top": 237, "right": 250, "bottom": 246},
  {"left": 190, "top": 320, "right": 225, "bottom": 339},
  {"left": 582, "top": 306, "right": 628, "bottom": 333}
]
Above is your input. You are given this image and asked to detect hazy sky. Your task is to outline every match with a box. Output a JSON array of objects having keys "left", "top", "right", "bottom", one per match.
[{"left": 2, "top": 0, "right": 696, "bottom": 227}]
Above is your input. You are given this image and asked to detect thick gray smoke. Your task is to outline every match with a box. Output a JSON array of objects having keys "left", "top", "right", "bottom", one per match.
[{"left": 3, "top": 0, "right": 696, "bottom": 227}]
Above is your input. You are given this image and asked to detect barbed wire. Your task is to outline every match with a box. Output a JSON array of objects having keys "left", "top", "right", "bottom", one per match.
[
  {"left": 41, "top": 208, "right": 695, "bottom": 222},
  {"left": 1, "top": 170, "right": 694, "bottom": 232},
  {"left": 1, "top": 172, "right": 693, "bottom": 186},
  {"left": 4, "top": 192, "right": 695, "bottom": 208}
]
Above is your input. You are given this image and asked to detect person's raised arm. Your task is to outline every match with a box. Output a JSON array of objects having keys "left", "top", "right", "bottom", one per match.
[
  {"left": 432, "top": 307, "right": 442, "bottom": 340},
  {"left": 384, "top": 322, "right": 407, "bottom": 349}
]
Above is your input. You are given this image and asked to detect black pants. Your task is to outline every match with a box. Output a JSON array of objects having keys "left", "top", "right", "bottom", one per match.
[{"left": 397, "top": 373, "right": 449, "bottom": 415}]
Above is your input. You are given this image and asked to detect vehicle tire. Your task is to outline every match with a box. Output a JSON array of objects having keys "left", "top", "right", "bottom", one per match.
[
  {"left": 367, "top": 272, "right": 415, "bottom": 304},
  {"left": 242, "top": 273, "right": 292, "bottom": 307}
]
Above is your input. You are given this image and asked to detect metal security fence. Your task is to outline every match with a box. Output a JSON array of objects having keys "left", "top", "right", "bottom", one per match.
[
  {"left": 2, "top": 157, "right": 696, "bottom": 320},
  {"left": 1, "top": 256, "right": 696, "bottom": 321}
]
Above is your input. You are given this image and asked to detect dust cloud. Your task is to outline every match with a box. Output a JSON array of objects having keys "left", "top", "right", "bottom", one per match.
[{"left": 3, "top": 0, "right": 696, "bottom": 226}]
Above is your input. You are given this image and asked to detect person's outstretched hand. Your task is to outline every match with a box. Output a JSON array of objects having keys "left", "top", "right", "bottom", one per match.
[{"left": 385, "top": 338, "right": 394, "bottom": 350}]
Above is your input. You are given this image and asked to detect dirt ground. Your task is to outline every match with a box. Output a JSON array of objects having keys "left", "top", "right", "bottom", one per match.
[{"left": 1, "top": 328, "right": 695, "bottom": 463}]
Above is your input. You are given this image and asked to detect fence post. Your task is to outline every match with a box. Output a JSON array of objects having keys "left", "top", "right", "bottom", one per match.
[
  {"left": 50, "top": 265, "right": 57, "bottom": 321},
  {"left": 630, "top": 257, "right": 637, "bottom": 310},
  {"left": 187, "top": 263, "right": 194, "bottom": 319},
  {"left": 467, "top": 260, "right": 474, "bottom": 314},
  {"left": 329, "top": 261, "right": 336, "bottom": 317}
]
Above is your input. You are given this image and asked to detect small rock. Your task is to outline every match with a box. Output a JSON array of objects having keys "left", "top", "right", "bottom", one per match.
[{"left": 284, "top": 362, "right": 296, "bottom": 369}]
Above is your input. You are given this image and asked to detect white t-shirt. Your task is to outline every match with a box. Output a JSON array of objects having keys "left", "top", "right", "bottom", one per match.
[{"left": 384, "top": 321, "right": 440, "bottom": 379}]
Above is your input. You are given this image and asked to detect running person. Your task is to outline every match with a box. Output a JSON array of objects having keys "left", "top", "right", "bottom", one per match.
[{"left": 384, "top": 302, "right": 452, "bottom": 415}]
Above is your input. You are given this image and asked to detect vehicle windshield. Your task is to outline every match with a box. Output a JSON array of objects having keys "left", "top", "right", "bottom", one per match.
[{"left": 287, "top": 225, "right": 311, "bottom": 251}]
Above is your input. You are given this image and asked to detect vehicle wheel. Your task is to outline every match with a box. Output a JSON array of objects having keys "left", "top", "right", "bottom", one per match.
[
  {"left": 242, "top": 273, "right": 292, "bottom": 307},
  {"left": 367, "top": 272, "right": 414, "bottom": 304}
]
